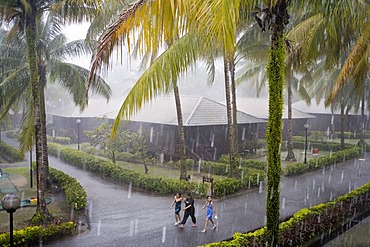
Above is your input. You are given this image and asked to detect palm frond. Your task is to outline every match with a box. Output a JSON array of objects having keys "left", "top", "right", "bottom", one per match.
[{"left": 112, "top": 32, "right": 201, "bottom": 136}]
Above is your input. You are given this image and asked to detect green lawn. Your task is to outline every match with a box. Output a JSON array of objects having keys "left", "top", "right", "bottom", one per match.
[{"left": 0, "top": 167, "right": 69, "bottom": 233}]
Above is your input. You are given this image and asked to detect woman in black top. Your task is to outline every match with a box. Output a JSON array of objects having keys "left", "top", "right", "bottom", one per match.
[{"left": 178, "top": 193, "right": 196, "bottom": 228}]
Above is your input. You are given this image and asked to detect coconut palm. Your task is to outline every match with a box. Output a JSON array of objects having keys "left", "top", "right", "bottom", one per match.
[
  {"left": 327, "top": 7, "right": 370, "bottom": 147},
  {"left": 0, "top": 0, "right": 102, "bottom": 221}
]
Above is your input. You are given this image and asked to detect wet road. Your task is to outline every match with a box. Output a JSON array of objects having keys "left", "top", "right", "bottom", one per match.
[
  {"left": 46, "top": 153, "right": 370, "bottom": 247},
  {"left": 2, "top": 134, "right": 370, "bottom": 247}
]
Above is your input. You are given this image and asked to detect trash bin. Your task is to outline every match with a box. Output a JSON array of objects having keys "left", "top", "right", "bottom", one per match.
[{"left": 313, "top": 148, "right": 319, "bottom": 155}]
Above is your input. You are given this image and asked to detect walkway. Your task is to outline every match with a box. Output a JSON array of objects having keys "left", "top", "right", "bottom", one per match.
[{"left": 1, "top": 134, "right": 370, "bottom": 246}]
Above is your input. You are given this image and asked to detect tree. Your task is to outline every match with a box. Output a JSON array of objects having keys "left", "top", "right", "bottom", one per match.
[
  {"left": 88, "top": 0, "right": 256, "bottom": 179},
  {"left": 0, "top": 0, "right": 104, "bottom": 222}
]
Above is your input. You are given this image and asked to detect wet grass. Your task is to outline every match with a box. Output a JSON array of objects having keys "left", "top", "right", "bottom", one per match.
[
  {"left": 0, "top": 167, "right": 70, "bottom": 233},
  {"left": 114, "top": 160, "right": 227, "bottom": 181}
]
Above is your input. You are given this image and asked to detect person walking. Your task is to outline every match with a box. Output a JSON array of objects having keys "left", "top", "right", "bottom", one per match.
[
  {"left": 178, "top": 193, "right": 196, "bottom": 228},
  {"left": 199, "top": 195, "right": 217, "bottom": 232},
  {"left": 170, "top": 192, "right": 183, "bottom": 225}
]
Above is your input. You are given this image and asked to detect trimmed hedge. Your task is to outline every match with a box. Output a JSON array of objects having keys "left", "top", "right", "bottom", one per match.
[
  {"left": 48, "top": 143, "right": 208, "bottom": 197},
  {"left": 289, "top": 138, "right": 354, "bottom": 152},
  {"left": 47, "top": 135, "right": 71, "bottom": 145},
  {"left": 0, "top": 222, "right": 76, "bottom": 247},
  {"left": 283, "top": 147, "right": 363, "bottom": 176},
  {"left": 0, "top": 141, "right": 24, "bottom": 162},
  {"left": 202, "top": 179, "right": 370, "bottom": 246},
  {"left": 49, "top": 167, "right": 87, "bottom": 210}
]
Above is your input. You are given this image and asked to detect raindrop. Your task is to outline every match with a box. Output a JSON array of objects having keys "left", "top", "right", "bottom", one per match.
[
  {"left": 244, "top": 202, "right": 248, "bottom": 215},
  {"left": 129, "top": 220, "right": 135, "bottom": 237},
  {"left": 78, "top": 220, "right": 82, "bottom": 235},
  {"left": 128, "top": 182, "right": 132, "bottom": 198},
  {"left": 321, "top": 180, "right": 324, "bottom": 192},
  {"left": 294, "top": 180, "right": 297, "bottom": 190},
  {"left": 330, "top": 150, "right": 332, "bottom": 158},
  {"left": 328, "top": 174, "right": 331, "bottom": 184},
  {"left": 330, "top": 192, "right": 333, "bottom": 201},
  {"left": 317, "top": 187, "right": 320, "bottom": 198},
  {"left": 198, "top": 159, "right": 201, "bottom": 173},
  {"left": 97, "top": 219, "right": 101, "bottom": 236},
  {"left": 341, "top": 171, "right": 344, "bottom": 183},
  {"left": 282, "top": 197, "right": 285, "bottom": 209},
  {"left": 259, "top": 181, "right": 263, "bottom": 194},
  {"left": 248, "top": 177, "right": 251, "bottom": 189},
  {"left": 322, "top": 166, "right": 325, "bottom": 175},
  {"left": 312, "top": 178, "right": 316, "bottom": 190},
  {"left": 306, "top": 187, "right": 309, "bottom": 200},
  {"left": 348, "top": 183, "right": 351, "bottom": 193},
  {"left": 162, "top": 226, "right": 167, "bottom": 243},
  {"left": 257, "top": 173, "right": 260, "bottom": 185}
]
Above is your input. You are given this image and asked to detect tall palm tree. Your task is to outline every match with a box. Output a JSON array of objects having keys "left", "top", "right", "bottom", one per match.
[
  {"left": 327, "top": 7, "right": 370, "bottom": 147},
  {"left": 0, "top": 0, "right": 102, "bottom": 222},
  {"left": 88, "top": 0, "right": 256, "bottom": 178}
]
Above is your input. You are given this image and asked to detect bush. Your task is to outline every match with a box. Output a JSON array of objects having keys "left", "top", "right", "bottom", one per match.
[
  {"left": 47, "top": 135, "right": 71, "bottom": 145},
  {"left": 48, "top": 143, "right": 208, "bottom": 197},
  {"left": 49, "top": 168, "right": 87, "bottom": 210},
  {"left": 0, "top": 222, "right": 76, "bottom": 247},
  {"left": 201, "top": 180, "right": 370, "bottom": 247},
  {"left": 283, "top": 147, "right": 362, "bottom": 176},
  {"left": 0, "top": 141, "right": 24, "bottom": 162}
]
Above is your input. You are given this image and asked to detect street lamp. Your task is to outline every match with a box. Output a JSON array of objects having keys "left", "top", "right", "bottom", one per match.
[
  {"left": 76, "top": 119, "right": 81, "bottom": 150},
  {"left": 304, "top": 123, "right": 309, "bottom": 164},
  {"left": 1, "top": 193, "right": 21, "bottom": 247}
]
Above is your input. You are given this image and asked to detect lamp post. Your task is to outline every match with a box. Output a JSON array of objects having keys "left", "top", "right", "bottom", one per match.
[
  {"left": 76, "top": 119, "right": 81, "bottom": 150},
  {"left": 304, "top": 123, "right": 309, "bottom": 164},
  {"left": 1, "top": 193, "right": 21, "bottom": 247}
]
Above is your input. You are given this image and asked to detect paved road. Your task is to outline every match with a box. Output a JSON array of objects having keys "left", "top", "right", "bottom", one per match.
[{"left": 2, "top": 134, "right": 370, "bottom": 247}]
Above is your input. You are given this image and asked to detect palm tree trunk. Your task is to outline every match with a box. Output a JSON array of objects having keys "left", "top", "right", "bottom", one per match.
[
  {"left": 223, "top": 57, "right": 235, "bottom": 177},
  {"left": 39, "top": 64, "right": 50, "bottom": 220},
  {"left": 359, "top": 92, "right": 366, "bottom": 147},
  {"left": 173, "top": 80, "right": 187, "bottom": 180},
  {"left": 230, "top": 55, "right": 239, "bottom": 178},
  {"left": 25, "top": 10, "right": 48, "bottom": 221},
  {"left": 266, "top": 1, "right": 289, "bottom": 245},
  {"left": 340, "top": 101, "right": 346, "bottom": 149},
  {"left": 285, "top": 70, "right": 296, "bottom": 161}
]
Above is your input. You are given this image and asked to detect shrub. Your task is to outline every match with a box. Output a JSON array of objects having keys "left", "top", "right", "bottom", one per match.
[
  {"left": 201, "top": 180, "right": 370, "bottom": 247},
  {"left": 0, "top": 222, "right": 76, "bottom": 247},
  {"left": 0, "top": 141, "right": 24, "bottom": 162},
  {"left": 49, "top": 168, "right": 87, "bottom": 210},
  {"left": 48, "top": 143, "right": 208, "bottom": 197},
  {"left": 47, "top": 135, "right": 71, "bottom": 145},
  {"left": 283, "top": 147, "right": 362, "bottom": 176}
]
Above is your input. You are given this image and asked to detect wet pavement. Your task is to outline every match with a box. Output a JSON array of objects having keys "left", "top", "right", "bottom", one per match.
[{"left": 1, "top": 133, "right": 370, "bottom": 247}]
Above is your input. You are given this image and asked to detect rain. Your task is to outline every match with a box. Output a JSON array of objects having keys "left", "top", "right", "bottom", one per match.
[{"left": 0, "top": 1, "right": 369, "bottom": 247}]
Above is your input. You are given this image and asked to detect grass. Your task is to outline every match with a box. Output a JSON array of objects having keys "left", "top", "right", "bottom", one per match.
[
  {"left": 0, "top": 167, "right": 70, "bottom": 233},
  {"left": 115, "top": 160, "right": 227, "bottom": 181}
]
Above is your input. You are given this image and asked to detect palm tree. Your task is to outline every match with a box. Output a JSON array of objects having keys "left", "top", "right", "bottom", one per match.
[
  {"left": 88, "top": 0, "right": 257, "bottom": 178},
  {"left": 0, "top": 0, "right": 103, "bottom": 221},
  {"left": 327, "top": 7, "right": 370, "bottom": 148}
]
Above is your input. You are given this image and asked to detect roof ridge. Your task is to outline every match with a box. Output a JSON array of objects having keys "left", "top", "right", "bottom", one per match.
[{"left": 185, "top": 96, "right": 203, "bottom": 125}]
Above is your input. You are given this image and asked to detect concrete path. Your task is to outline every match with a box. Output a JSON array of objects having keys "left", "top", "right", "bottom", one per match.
[{"left": 1, "top": 133, "right": 370, "bottom": 247}]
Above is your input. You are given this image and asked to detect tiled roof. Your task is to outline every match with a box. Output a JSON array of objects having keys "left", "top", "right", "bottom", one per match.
[
  {"left": 236, "top": 98, "right": 316, "bottom": 119},
  {"left": 128, "top": 96, "right": 266, "bottom": 126},
  {"left": 50, "top": 96, "right": 266, "bottom": 126},
  {"left": 292, "top": 100, "right": 361, "bottom": 115}
]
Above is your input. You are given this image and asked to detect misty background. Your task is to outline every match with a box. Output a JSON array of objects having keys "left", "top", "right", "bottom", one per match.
[{"left": 46, "top": 23, "right": 268, "bottom": 111}]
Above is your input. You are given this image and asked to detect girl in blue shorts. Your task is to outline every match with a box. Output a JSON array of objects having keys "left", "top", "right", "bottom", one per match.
[
  {"left": 170, "top": 192, "right": 182, "bottom": 225},
  {"left": 199, "top": 195, "right": 217, "bottom": 232}
]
